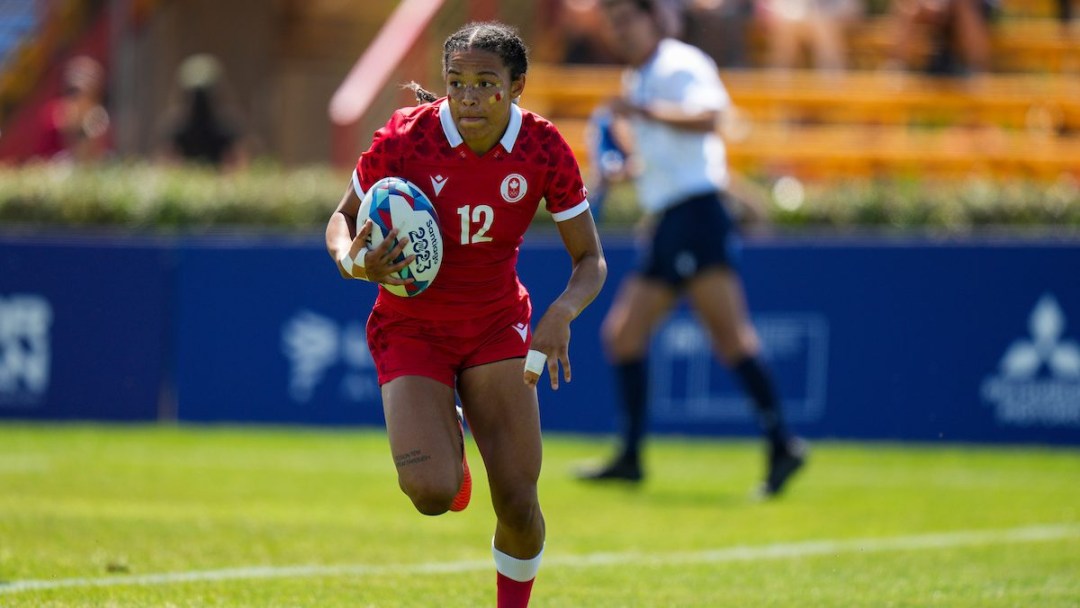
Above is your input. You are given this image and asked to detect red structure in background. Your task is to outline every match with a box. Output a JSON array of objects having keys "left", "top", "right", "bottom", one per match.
[
  {"left": 328, "top": 0, "right": 499, "bottom": 168},
  {"left": 0, "top": 9, "right": 110, "bottom": 162},
  {"left": 0, "top": 0, "right": 160, "bottom": 163}
]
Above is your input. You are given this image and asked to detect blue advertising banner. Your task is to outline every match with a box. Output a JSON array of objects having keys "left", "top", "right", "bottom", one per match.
[
  {"left": 514, "top": 236, "right": 1080, "bottom": 445},
  {"left": 172, "top": 236, "right": 384, "bottom": 425},
  {"left": 3, "top": 232, "right": 1078, "bottom": 444},
  {"left": 0, "top": 235, "right": 168, "bottom": 421},
  {"left": 612, "top": 238, "right": 1080, "bottom": 445}
]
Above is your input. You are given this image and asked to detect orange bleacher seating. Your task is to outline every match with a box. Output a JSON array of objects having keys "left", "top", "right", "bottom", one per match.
[{"left": 525, "top": 63, "right": 1080, "bottom": 179}]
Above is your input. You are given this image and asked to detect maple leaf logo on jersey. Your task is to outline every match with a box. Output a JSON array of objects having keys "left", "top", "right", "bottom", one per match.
[
  {"left": 500, "top": 174, "right": 527, "bottom": 203},
  {"left": 430, "top": 175, "right": 448, "bottom": 196}
]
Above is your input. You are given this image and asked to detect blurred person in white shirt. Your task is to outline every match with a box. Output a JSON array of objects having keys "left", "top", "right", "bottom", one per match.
[{"left": 577, "top": 0, "right": 807, "bottom": 499}]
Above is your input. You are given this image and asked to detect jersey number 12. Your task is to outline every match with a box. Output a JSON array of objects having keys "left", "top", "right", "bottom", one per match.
[{"left": 458, "top": 205, "right": 494, "bottom": 244}]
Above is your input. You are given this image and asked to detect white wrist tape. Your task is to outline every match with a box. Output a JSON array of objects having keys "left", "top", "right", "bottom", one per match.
[
  {"left": 524, "top": 349, "right": 547, "bottom": 375},
  {"left": 339, "top": 247, "right": 369, "bottom": 280}
]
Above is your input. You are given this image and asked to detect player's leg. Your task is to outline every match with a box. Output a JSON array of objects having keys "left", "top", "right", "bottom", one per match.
[
  {"left": 685, "top": 267, "right": 806, "bottom": 496},
  {"left": 684, "top": 266, "right": 759, "bottom": 363},
  {"left": 458, "top": 359, "right": 544, "bottom": 607},
  {"left": 579, "top": 274, "right": 678, "bottom": 481},
  {"left": 381, "top": 375, "right": 464, "bottom": 515},
  {"left": 368, "top": 308, "right": 471, "bottom": 514}
]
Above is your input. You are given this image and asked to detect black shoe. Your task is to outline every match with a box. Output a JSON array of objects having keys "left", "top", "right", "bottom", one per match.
[
  {"left": 759, "top": 437, "right": 807, "bottom": 498},
  {"left": 575, "top": 458, "right": 643, "bottom": 482}
]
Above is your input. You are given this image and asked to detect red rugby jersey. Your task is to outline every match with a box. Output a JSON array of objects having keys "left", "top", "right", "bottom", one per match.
[{"left": 353, "top": 99, "right": 590, "bottom": 321}]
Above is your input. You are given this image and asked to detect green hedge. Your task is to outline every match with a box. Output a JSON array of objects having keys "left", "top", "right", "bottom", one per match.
[
  {"left": 599, "top": 175, "right": 1080, "bottom": 232},
  {"left": 0, "top": 163, "right": 341, "bottom": 232},
  {"left": 764, "top": 177, "right": 1080, "bottom": 231},
  {"left": 1, "top": 162, "right": 1078, "bottom": 232}
]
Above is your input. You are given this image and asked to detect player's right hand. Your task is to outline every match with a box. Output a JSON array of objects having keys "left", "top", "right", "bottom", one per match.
[{"left": 341, "top": 221, "right": 416, "bottom": 285}]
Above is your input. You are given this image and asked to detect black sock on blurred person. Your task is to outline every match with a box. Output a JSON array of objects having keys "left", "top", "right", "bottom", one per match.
[
  {"left": 615, "top": 359, "right": 648, "bottom": 465},
  {"left": 733, "top": 356, "right": 790, "bottom": 451}
]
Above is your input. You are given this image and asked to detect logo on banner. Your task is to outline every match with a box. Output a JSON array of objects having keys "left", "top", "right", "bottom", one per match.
[
  {"left": 650, "top": 312, "right": 829, "bottom": 424},
  {"left": 281, "top": 310, "right": 378, "bottom": 403},
  {"left": 0, "top": 294, "right": 53, "bottom": 407},
  {"left": 981, "top": 294, "right": 1080, "bottom": 427}
]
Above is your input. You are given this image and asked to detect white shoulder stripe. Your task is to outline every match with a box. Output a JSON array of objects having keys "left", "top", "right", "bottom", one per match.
[{"left": 551, "top": 200, "right": 590, "bottom": 222}]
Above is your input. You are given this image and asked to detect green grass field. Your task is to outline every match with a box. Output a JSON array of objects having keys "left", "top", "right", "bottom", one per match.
[{"left": 0, "top": 423, "right": 1077, "bottom": 607}]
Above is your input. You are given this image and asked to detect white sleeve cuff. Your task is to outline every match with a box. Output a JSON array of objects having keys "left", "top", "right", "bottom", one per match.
[{"left": 550, "top": 200, "right": 590, "bottom": 222}]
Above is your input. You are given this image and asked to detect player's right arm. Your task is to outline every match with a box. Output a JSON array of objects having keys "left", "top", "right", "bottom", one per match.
[
  {"left": 325, "top": 184, "right": 412, "bottom": 284},
  {"left": 610, "top": 96, "right": 719, "bottom": 133}
]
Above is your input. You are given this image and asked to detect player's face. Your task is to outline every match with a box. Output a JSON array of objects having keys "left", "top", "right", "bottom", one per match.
[
  {"left": 600, "top": 0, "right": 659, "bottom": 65},
  {"left": 444, "top": 48, "right": 524, "bottom": 156}
]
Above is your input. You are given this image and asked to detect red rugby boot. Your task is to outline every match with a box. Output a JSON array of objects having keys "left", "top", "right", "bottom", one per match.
[{"left": 450, "top": 406, "right": 472, "bottom": 512}]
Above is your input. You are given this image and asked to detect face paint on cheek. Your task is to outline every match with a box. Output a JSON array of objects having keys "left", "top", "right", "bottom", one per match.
[{"left": 488, "top": 92, "right": 503, "bottom": 105}]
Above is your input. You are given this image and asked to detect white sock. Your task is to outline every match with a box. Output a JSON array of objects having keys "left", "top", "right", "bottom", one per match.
[{"left": 492, "top": 539, "right": 544, "bottom": 582}]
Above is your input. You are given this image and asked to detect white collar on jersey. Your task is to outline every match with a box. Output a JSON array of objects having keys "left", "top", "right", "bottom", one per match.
[{"left": 438, "top": 99, "right": 523, "bottom": 153}]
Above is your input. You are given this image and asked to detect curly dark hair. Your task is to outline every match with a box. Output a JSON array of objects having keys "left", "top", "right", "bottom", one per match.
[{"left": 408, "top": 21, "right": 529, "bottom": 104}]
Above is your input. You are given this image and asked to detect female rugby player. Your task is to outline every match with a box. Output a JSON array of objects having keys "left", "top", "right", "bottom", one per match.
[{"left": 326, "top": 22, "right": 606, "bottom": 607}]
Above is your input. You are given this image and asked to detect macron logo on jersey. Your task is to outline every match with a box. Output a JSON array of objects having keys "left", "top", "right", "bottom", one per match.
[
  {"left": 430, "top": 175, "right": 448, "bottom": 196},
  {"left": 512, "top": 322, "right": 528, "bottom": 342}
]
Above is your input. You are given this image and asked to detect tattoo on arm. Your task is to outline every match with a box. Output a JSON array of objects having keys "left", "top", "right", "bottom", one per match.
[{"left": 394, "top": 449, "right": 432, "bottom": 468}]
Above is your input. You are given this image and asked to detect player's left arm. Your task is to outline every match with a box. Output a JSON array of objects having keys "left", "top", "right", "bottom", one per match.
[{"left": 527, "top": 210, "right": 607, "bottom": 390}]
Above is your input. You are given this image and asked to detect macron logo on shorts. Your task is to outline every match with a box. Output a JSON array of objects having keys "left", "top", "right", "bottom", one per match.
[{"left": 512, "top": 322, "right": 528, "bottom": 342}]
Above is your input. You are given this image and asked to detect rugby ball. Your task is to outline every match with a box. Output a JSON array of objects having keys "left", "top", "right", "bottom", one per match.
[{"left": 358, "top": 177, "right": 443, "bottom": 297}]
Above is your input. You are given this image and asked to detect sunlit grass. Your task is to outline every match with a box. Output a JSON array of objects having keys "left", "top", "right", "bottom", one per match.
[{"left": 0, "top": 423, "right": 1077, "bottom": 606}]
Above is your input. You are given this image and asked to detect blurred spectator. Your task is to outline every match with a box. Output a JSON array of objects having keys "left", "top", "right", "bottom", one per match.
[
  {"left": 756, "top": 0, "right": 858, "bottom": 71},
  {"left": 1056, "top": 0, "right": 1073, "bottom": 25},
  {"left": 159, "top": 54, "right": 249, "bottom": 170},
  {"left": 553, "top": 0, "right": 619, "bottom": 63},
  {"left": 656, "top": 0, "right": 691, "bottom": 37},
  {"left": 680, "top": 0, "right": 755, "bottom": 68},
  {"left": 887, "top": 0, "right": 996, "bottom": 75},
  {"left": 34, "top": 55, "right": 111, "bottom": 163},
  {"left": 553, "top": 0, "right": 685, "bottom": 64}
]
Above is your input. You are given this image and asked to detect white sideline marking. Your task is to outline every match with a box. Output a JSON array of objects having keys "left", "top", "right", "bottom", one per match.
[{"left": 2, "top": 524, "right": 1077, "bottom": 594}]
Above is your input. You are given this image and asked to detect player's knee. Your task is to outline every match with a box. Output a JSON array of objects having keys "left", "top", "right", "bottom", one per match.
[
  {"left": 602, "top": 324, "right": 644, "bottom": 361},
  {"left": 493, "top": 490, "right": 541, "bottom": 534},
  {"left": 713, "top": 325, "right": 760, "bottom": 365},
  {"left": 714, "top": 341, "right": 745, "bottom": 365},
  {"left": 410, "top": 496, "right": 451, "bottom": 516},
  {"left": 600, "top": 318, "right": 620, "bottom": 352},
  {"left": 400, "top": 478, "right": 458, "bottom": 516}
]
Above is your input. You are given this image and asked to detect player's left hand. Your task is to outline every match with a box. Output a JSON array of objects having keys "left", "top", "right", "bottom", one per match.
[{"left": 527, "top": 306, "right": 573, "bottom": 390}]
